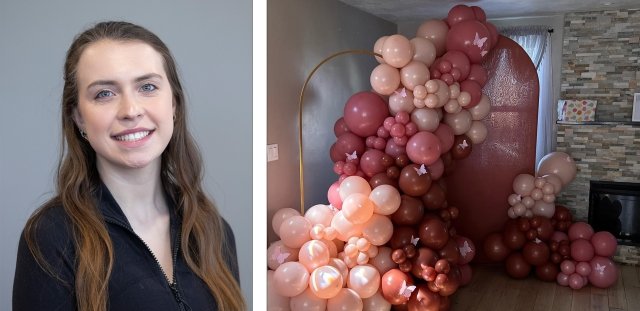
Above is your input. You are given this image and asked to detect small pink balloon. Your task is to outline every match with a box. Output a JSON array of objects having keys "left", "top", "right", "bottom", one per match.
[
  {"left": 568, "top": 222, "right": 595, "bottom": 241},
  {"left": 267, "top": 240, "right": 299, "bottom": 270},
  {"left": 410, "top": 37, "right": 437, "bottom": 66},
  {"left": 556, "top": 272, "right": 569, "bottom": 286},
  {"left": 542, "top": 174, "right": 563, "bottom": 194},
  {"left": 348, "top": 265, "right": 381, "bottom": 299},
  {"left": 371, "top": 64, "right": 401, "bottom": 96},
  {"left": 427, "top": 158, "right": 444, "bottom": 180},
  {"left": 362, "top": 290, "right": 392, "bottom": 311},
  {"left": 369, "top": 184, "right": 402, "bottom": 215},
  {"left": 512, "top": 174, "right": 535, "bottom": 196},
  {"left": 560, "top": 260, "right": 576, "bottom": 275},
  {"left": 443, "top": 109, "right": 472, "bottom": 135},
  {"left": 400, "top": 61, "right": 430, "bottom": 90},
  {"left": 589, "top": 256, "right": 618, "bottom": 288},
  {"left": 571, "top": 238, "right": 595, "bottom": 262},
  {"left": 274, "top": 261, "right": 310, "bottom": 297},
  {"left": 416, "top": 19, "right": 449, "bottom": 56},
  {"left": 342, "top": 193, "right": 375, "bottom": 224},
  {"left": 279, "top": 216, "right": 312, "bottom": 248},
  {"left": 361, "top": 214, "right": 394, "bottom": 246},
  {"left": 576, "top": 261, "right": 592, "bottom": 277},
  {"left": 272, "top": 208, "right": 302, "bottom": 237},
  {"left": 568, "top": 273, "right": 585, "bottom": 289},
  {"left": 406, "top": 131, "right": 442, "bottom": 165},
  {"left": 267, "top": 270, "right": 291, "bottom": 310},
  {"left": 434, "top": 123, "right": 454, "bottom": 154},
  {"left": 328, "top": 181, "right": 343, "bottom": 210},
  {"left": 327, "top": 288, "right": 364, "bottom": 311},
  {"left": 381, "top": 34, "right": 413, "bottom": 68},
  {"left": 369, "top": 247, "right": 397, "bottom": 276},
  {"left": 299, "top": 240, "right": 331, "bottom": 273},
  {"left": 591, "top": 231, "right": 618, "bottom": 257}
]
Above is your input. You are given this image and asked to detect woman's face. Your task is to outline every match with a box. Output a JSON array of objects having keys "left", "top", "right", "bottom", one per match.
[{"left": 73, "top": 39, "right": 175, "bottom": 171}]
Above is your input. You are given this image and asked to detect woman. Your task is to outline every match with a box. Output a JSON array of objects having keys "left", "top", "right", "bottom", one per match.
[{"left": 13, "top": 21, "right": 246, "bottom": 311}]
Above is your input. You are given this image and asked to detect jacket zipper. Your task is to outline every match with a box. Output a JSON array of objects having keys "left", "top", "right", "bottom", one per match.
[{"left": 105, "top": 218, "right": 186, "bottom": 311}]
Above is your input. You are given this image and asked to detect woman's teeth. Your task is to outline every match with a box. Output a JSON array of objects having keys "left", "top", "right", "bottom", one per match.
[{"left": 115, "top": 131, "right": 150, "bottom": 142}]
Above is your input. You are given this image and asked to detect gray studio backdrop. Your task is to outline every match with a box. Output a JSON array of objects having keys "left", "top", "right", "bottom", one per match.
[{"left": 0, "top": 0, "right": 252, "bottom": 307}]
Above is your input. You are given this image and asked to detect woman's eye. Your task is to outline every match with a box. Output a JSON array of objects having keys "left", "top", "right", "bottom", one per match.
[
  {"left": 140, "top": 83, "right": 157, "bottom": 92},
  {"left": 95, "top": 90, "right": 114, "bottom": 99}
]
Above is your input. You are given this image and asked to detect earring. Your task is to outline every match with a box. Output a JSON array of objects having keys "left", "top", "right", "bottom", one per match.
[
  {"left": 173, "top": 114, "right": 176, "bottom": 122},
  {"left": 80, "top": 130, "right": 88, "bottom": 140}
]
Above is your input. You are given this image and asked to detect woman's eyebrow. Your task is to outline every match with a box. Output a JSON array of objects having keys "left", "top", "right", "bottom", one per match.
[{"left": 86, "top": 73, "right": 163, "bottom": 89}]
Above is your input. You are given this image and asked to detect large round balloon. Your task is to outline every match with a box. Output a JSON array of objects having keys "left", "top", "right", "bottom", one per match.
[
  {"left": 290, "top": 288, "right": 326, "bottom": 311},
  {"left": 416, "top": 19, "right": 449, "bottom": 56},
  {"left": 446, "top": 20, "right": 491, "bottom": 64},
  {"left": 399, "top": 164, "right": 433, "bottom": 197},
  {"left": 484, "top": 232, "right": 510, "bottom": 262},
  {"left": 505, "top": 252, "right": 532, "bottom": 279},
  {"left": 589, "top": 256, "right": 619, "bottom": 288},
  {"left": 381, "top": 34, "right": 413, "bottom": 68},
  {"left": 371, "top": 64, "right": 401, "bottom": 96},
  {"left": 446, "top": 4, "right": 475, "bottom": 27},
  {"left": 343, "top": 92, "right": 389, "bottom": 137},
  {"left": 391, "top": 195, "right": 425, "bottom": 225},
  {"left": 536, "top": 152, "right": 577, "bottom": 186},
  {"left": 331, "top": 132, "right": 366, "bottom": 162},
  {"left": 406, "top": 131, "right": 442, "bottom": 165},
  {"left": 347, "top": 264, "right": 381, "bottom": 299},
  {"left": 418, "top": 214, "right": 449, "bottom": 250},
  {"left": 591, "top": 231, "right": 618, "bottom": 257},
  {"left": 381, "top": 269, "right": 414, "bottom": 305},
  {"left": 360, "top": 149, "right": 394, "bottom": 178},
  {"left": 273, "top": 261, "right": 310, "bottom": 297}
]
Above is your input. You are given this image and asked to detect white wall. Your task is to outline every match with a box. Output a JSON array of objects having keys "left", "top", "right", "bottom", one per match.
[
  {"left": 0, "top": 0, "right": 252, "bottom": 307},
  {"left": 267, "top": 0, "right": 396, "bottom": 244}
]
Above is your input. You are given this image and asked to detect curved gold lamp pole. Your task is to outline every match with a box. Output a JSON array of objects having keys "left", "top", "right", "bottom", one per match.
[{"left": 297, "top": 49, "right": 381, "bottom": 214}]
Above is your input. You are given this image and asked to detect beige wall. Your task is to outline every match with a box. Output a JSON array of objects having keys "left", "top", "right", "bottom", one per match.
[{"left": 267, "top": 0, "right": 395, "bottom": 243}]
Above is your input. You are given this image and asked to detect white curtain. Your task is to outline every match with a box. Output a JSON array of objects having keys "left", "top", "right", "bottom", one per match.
[{"left": 501, "top": 26, "right": 554, "bottom": 166}]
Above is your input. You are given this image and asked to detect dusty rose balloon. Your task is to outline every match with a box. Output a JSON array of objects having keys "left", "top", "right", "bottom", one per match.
[
  {"left": 446, "top": 20, "right": 491, "bottom": 64},
  {"left": 371, "top": 64, "right": 401, "bottom": 96},
  {"left": 467, "top": 64, "right": 488, "bottom": 87},
  {"left": 389, "top": 90, "right": 415, "bottom": 116},
  {"left": 373, "top": 36, "right": 388, "bottom": 64},
  {"left": 360, "top": 149, "right": 393, "bottom": 178},
  {"left": 551, "top": 231, "right": 569, "bottom": 243},
  {"left": 406, "top": 131, "right": 442, "bottom": 165},
  {"left": 274, "top": 261, "right": 310, "bottom": 297},
  {"left": 410, "top": 108, "right": 440, "bottom": 132},
  {"left": 446, "top": 4, "right": 475, "bottom": 27},
  {"left": 334, "top": 117, "right": 350, "bottom": 137},
  {"left": 382, "top": 34, "right": 413, "bottom": 68},
  {"left": 290, "top": 288, "right": 327, "bottom": 311},
  {"left": 568, "top": 273, "right": 585, "bottom": 289},
  {"left": 576, "top": 261, "right": 592, "bottom": 277},
  {"left": 273, "top": 208, "right": 302, "bottom": 237},
  {"left": 362, "top": 290, "right": 392, "bottom": 311},
  {"left": 444, "top": 109, "right": 472, "bottom": 135},
  {"left": 556, "top": 272, "right": 569, "bottom": 286},
  {"left": 427, "top": 158, "right": 444, "bottom": 180},
  {"left": 589, "top": 256, "right": 618, "bottom": 288},
  {"left": 536, "top": 152, "right": 577, "bottom": 186},
  {"left": 362, "top": 214, "right": 394, "bottom": 246},
  {"left": 342, "top": 193, "right": 375, "bottom": 225},
  {"left": 410, "top": 37, "right": 437, "bottom": 66},
  {"left": 591, "top": 231, "right": 618, "bottom": 257},
  {"left": 560, "top": 260, "right": 575, "bottom": 275},
  {"left": 299, "top": 240, "right": 331, "bottom": 273},
  {"left": 332, "top": 132, "right": 366, "bottom": 162},
  {"left": 385, "top": 139, "right": 406, "bottom": 158},
  {"left": 416, "top": 19, "right": 449, "bottom": 56},
  {"left": 400, "top": 61, "right": 429, "bottom": 91},
  {"left": 369, "top": 184, "right": 402, "bottom": 215},
  {"left": 279, "top": 216, "right": 312, "bottom": 248},
  {"left": 434, "top": 123, "right": 454, "bottom": 154},
  {"left": 339, "top": 176, "right": 372, "bottom": 200},
  {"left": 568, "top": 222, "right": 594, "bottom": 241},
  {"left": 381, "top": 269, "right": 413, "bottom": 305},
  {"left": 348, "top": 265, "right": 381, "bottom": 299},
  {"left": 344, "top": 92, "right": 390, "bottom": 137},
  {"left": 331, "top": 211, "right": 364, "bottom": 242},
  {"left": 399, "top": 164, "right": 433, "bottom": 196},
  {"left": 465, "top": 120, "right": 487, "bottom": 144},
  {"left": 268, "top": 270, "right": 291, "bottom": 311},
  {"left": 571, "top": 238, "right": 595, "bottom": 262},
  {"left": 442, "top": 50, "right": 471, "bottom": 81},
  {"left": 327, "top": 288, "right": 363, "bottom": 311},
  {"left": 268, "top": 240, "right": 299, "bottom": 270}
]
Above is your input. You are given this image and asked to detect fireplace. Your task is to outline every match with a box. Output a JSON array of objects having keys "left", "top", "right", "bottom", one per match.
[{"left": 589, "top": 180, "right": 640, "bottom": 246}]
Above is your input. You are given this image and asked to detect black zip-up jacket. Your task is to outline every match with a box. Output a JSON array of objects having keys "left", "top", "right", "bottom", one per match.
[{"left": 13, "top": 183, "right": 240, "bottom": 310}]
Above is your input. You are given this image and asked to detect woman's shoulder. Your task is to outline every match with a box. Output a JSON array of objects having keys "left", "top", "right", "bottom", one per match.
[{"left": 21, "top": 200, "right": 75, "bottom": 254}]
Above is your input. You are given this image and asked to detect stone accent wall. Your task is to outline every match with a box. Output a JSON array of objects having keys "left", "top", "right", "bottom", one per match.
[{"left": 561, "top": 9, "right": 639, "bottom": 121}]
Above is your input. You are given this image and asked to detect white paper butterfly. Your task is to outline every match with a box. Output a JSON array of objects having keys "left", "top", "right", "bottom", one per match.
[
  {"left": 459, "top": 241, "right": 472, "bottom": 257},
  {"left": 272, "top": 247, "right": 290, "bottom": 264},
  {"left": 414, "top": 164, "right": 428, "bottom": 176},
  {"left": 459, "top": 140, "right": 469, "bottom": 149},
  {"left": 473, "top": 32, "right": 488, "bottom": 49},
  {"left": 346, "top": 151, "right": 358, "bottom": 161},
  {"left": 595, "top": 263, "right": 606, "bottom": 274},
  {"left": 411, "top": 235, "right": 420, "bottom": 246},
  {"left": 399, "top": 280, "right": 416, "bottom": 298},
  {"left": 395, "top": 87, "right": 407, "bottom": 98}
]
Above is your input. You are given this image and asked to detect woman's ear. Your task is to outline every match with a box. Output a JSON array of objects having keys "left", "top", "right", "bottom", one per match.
[{"left": 72, "top": 107, "right": 85, "bottom": 131}]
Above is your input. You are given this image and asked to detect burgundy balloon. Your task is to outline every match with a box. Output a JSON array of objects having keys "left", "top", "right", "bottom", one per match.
[
  {"left": 471, "top": 6, "right": 487, "bottom": 22},
  {"left": 390, "top": 226, "right": 419, "bottom": 250},
  {"left": 343, "top": 91, "right": 390, "bottom": 137},
  {"left": 446, "top": 20, "right": 491, "bottom": 64},
  {"left": 408, "top": 284, "right": 441, "bottom": 311},
  {"left": 467, "top": 64, "right": 488, "bottom": 87},
  {"left": 535, "top": 217, "right": 554, "bottom": 241},
  {"left": 399, "top": 164, "right": 433, "bottom": 197},
  {"left": 434, "top": 123, "right": 455, "bottom": 154},
  {"left": 571, "top": 238, "right": 595, "bottom": 262},
  {"left": 442, "top": 50, "right": 471, "bottom": 80},
  {"left": 505, "top": 252, "right": 532, "bottom": 279},
  {"left": 536, "top": 262, "right": 559, "bottom": 282},
  {"left": 360, "top": 149, "right": 394, "bottom": 177},
  {"left": 391, "top": 195, "right": 425, "bottom": 226},
  {"left": 522, "top": 241, "right": 550, "bottom": 266},
  {"left": 331, "top": 132, "right": 365, "bottom": 162},
  {"left": 460, "top": 80, "right": 482, "bottom": 108},
  {"left": 406, "top": 131, "right": 442, "bottom": 165},
  {"left": 451, "top": 135, "right": 472, "bottom": 159},
  {"left": 438, "top": 239, "right": 461, "bottom": 265},
  {"left": 446, "top": 4, "right": 475, "bottom": 27},
  {"left": 484, "top": 22, "right": 499, "bottom": 48},
  {"left": 411, "top": 247, "right": 439, "bottom": 278},
  {"left": 418, "top": 214, "right": 449, "bottom": 250},
  {"left": 369, "top": 172, "right": 398, "bottom": 189},
  {"left": 334, "top": 117, "right": 350, "bottom": 137},
  {"left": 421, "top": 182, "right": 446, "bottom": 210},
  {"left": 503, "top": 228, "right": 526, "bottom": 251},
  {"left": 484, "top": 232, "right": 510, "bottom": 262}
]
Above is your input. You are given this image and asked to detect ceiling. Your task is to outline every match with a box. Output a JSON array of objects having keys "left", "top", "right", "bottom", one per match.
[{"left": 338, "top": 0, "right": 640, "bottom": 23}]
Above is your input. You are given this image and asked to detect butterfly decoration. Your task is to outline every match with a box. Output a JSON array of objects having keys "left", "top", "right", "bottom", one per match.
[
  {"left": 399, "top": 280, "right": 416, "bottom": 298},
  {"left": 272, "top": 246, "right": 290, "bottom": 264},
  {"left": 595, "top": 263, "right": 606, "bottom": 274},
  {"left": 459, "top": 139, "right": 469, "bottom": 149},
  {"left": 395, "top": 87, "right": 408, "bottom": 98},
  {"left": 414, "top": 164, "right": 428, "bottom": 176},
  {"left": 328, "top": 204, "right": 338, "bottom": 213},
  {"left": 459, "top": 240, "right": 472, "bottom": 257},
  {"left": 473, "top": 32, "right": 488, "bottom": 49},
  {"left": 411, "top": 235, "right": 420, "bottom": 246},
  {"left": 346, "top": 151, "right": 358, "bottom": 161}
]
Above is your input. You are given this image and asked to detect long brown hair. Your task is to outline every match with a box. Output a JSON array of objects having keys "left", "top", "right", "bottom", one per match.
[{"left": 24, "top": 21, "right": 245, "bottom": 311}]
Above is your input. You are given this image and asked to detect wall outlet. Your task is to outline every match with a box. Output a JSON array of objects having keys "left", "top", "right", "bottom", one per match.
[{"left": 267, "top": 144, "right": 279, "bottom": 162}]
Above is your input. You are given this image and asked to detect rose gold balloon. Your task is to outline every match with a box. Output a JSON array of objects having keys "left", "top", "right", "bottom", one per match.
[
  {"left": 308, "top": 265, "right": 344, "bottom": 299},
  {"left": 327, "top": 258, "right": 349, "bottom": 287},
  {"left": 362, "top": 290, "right": 392, "bottom": 311},
  {"left": 411, "top": 107, "right": 440, "bottom": 132},
  {"left": 400, "top": 61, "right": 430, "bottom": 90},
  {"left": 389, "top": 90, "right": 415, "bottom": 116},
  {"left": 369, "top": 184, "right": 402, "bottom": 215},
  {"left": 279, "top": 216, "right": 312, "bottom": 248},
  {"left": 382, "top": 34, "right": 413, "bottom": 68},
  {"left": 274, "top": 261, "right": 310, "bottom": 297},
  {"left": 327, "top": 288, "right": 364, "bottom": 311},
  {"left": 362, "top": 214, "right": 394, "bottom": 246},
  {"left": 410, "top": 37, "right": 437, "bottom": 66},
  {"left": 268, "top": 240, "right": 299, "bottom": 270},
  {"left": 465, "top": 120, "right": 487, "bottom": 144},
  {"left": 373, "top": 36, "right": 388, "bottom": 64},
  {"left": 381, "top": 269, "right": 413, "bottom": 305},
  {"left": 342, "top": 193, "right": 375, "bottom": 224},
  {"left": 536, "top": 152, "right": 577, "bottom": 186},
  {"left": 339, "top": 176, "right": 372, "bottom": 200},
  {"left": 371, "top": 64, "right": 401, "bottom": 96},
  {"left": 370, "top": 247, "right": 397, "bottom": 275},
  {"left": 273, "top": 208, "right": 302, "bottom": 237},
  {"left": 449, "top": 83, "right": 461, "bottom": 99},
  {"left": 468, "top": 94, "right": 491, "bottom": 120},
  {"left": 268, "top": 270, "right": 291, "bottom": 311},
  {"left": 416, "top": 19, "right": 449, "bottom": 56},
  {"left": 413, "top": 85, "right": 427, "bottom": 99},
  {"left": 290, "top": 288, "right": 327, "bottom": 311},
  {"left": 348, "top": 265, "right": 381, "bottom": 299},
  {"left": 299, "top": 240, "right": 331, "bottom": 273},
  {"left": 331, "top": 211, "right": 364, "bottom": 242},
  {"left": 443, "top": 109, "right": 472, "bottom": 135}
]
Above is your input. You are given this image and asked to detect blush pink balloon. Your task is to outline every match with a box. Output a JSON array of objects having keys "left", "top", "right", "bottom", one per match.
[
  {"left": 406, "top": 131, "right": 442, "bottom": 165},
  {"left": 568, "top": 222, "right": 595, "bottom": 241},
  {"left": 331, "top": 211, "right": 364, "bottom": 242},
  {"left": 400, "top": 61, "right": 430, "bottom": 90},
  {"left": 369, "top": 184, "right": 402, "bottom": 215},
  {"left": 541, "top": 173, "right": 563, "bottom": 194},
  {"left": 369, "top": 247, "right": 397, "bottom": 276},
  {"left": 571, "top": 238, "right": 595, "bottom": 262},
  {"left": 512, "top": 174, "right": 535, "bottom": 196},
  {"left": 272, "top": 208, "right": 301, "bottom": 237},
  {"left": 328, "top": 181, "right": 343, "bottom": 210},
  {"left": 434, "top": 123, "right": 454, "bottom": 154},
  {"left": 267, "top": 270, "right": 291, "bottom": 311},
  {"left": 327, "top": 288, "right": 363, "bottom": 311},
  {"left": 416, "top": 19, "right": 449, "bottom": 56},
  {"left": 290, "top": 288, "right": 327, "bottom": 311},
  {"left": 344, "top": 92, "right": 390, "bottom": 137},
  {"left": 299, "top": 240, "right": 331, "bottom": 273},
  {"left": 342, "top": 193, "right": 375, "bottom": 225},
  {"left": 279, "top": 216, "right": 312, "bottom": 248},
  {"left": 327, "top": 258, "right": 349, "bottom": 287},
  {"left": 589, "top": 256, "right": 618, "bottom": 288},
  {"left": 267, "top": 240, "right": 299, "bottom": 270},
  {"left": 361, "top": 214, "right": 394, "bottom": 246},
  {"left": 348, "top": 265, "right": 381, "bottom": 299},
  {"left": 536, "top": 152, "right": 577, "bottom": 186},
  {"left": 309, "top": 265, "right": 344, "bottom": 299},
  {"left": 381, "top": 34, "right": 413, "bottom": 68},
  {"left": 371, "top": 64, "right": 401, "bottom": 96},
  {"left": 373, "top": 36, "right": 388, "bottom": 64},
  {"left": 444, "top": 109, "right": 472, "bottom": 135},
  {"left": 576, "top": 261, "right": 592, "bottom": 277},
  {"left": 427, "top": 158, "right": 444, "bottom": 180},
  {"left": 568, "top": 273, "right": 585, "bottom": 289},
  {"left": 274, "top": 261, "right": 310, "bottom": 297},
  {"left": 388, "top": 90, "right": 415, "bottom": 116},
  {"left": 305, "top": 204, "right": 335, "bottom": 227},
  {"left": 591, "top": 231, "right": 618, "bottom": 257},
  {"left": 560, "top": 260, "right": 576, "bottom": 275},
  {"left": 532, "top": 200, "right": 555, "bottom": 218},
  {"left": 339, "top": 176, "right": 372, "bottom": 200},
  {"left": 362, "top": 290, "right": 392, "bottom": 311},
  {"left": 410, "top": 37, "right": 437, "bottom": 66}
]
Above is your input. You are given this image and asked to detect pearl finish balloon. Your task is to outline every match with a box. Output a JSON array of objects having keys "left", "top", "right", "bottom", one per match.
[
  {"left": 305, "top": 204, "right": 335, "bottom": 227},
  {"left": 362, "top": 214, "right": 394, "bottom": 246},
  {"left": 401, "top": 61, "right": 430, "bottom": 90},
  {"left": 416, "top": 19, "right": 449, "bottom": 56},
  {"left": 591, "top": 231, "right": 618, "bottom": 257},
  {"left": 309, "top": 265, "right": 343, "bottom": 299},
  {"left": 342, "top": 193, "right": 375, "bottom": 225},
  {"left": 348, "top": 265, "right": 381, "bottom": 299},
  {"left": 328, "top": 181, "right": 343, "bottom": 210},
  {"left": 536, "top": 152, "right": 577, "bottom": 186},
  {"left": 279, "top": 216, "right": 312, "bottom": 248},
  {"left": 410, "top": 37, "right": 437, "bottom": 66},
  {"left": 268, "top": 270, "right": 291, "bottom": 311},
  {"left": 362, "top": 290, "right": 392, "bottom": 311},
  {"left": 411, "top": 108, "right": 440, "bottom": 132},
  {"left": 389, "top": 90, "right": 415, "bottom": 116},
  {"left": 331, "top": 211, "right": 364, "bottom": 242},
  {"left": 327, "top": 258, "right": 349, "bottom": 287},
  {"left": 274, "top": 262, "right": 310, "bottom": 297},
  {"left": 273, "top": 208, "right": 302, "bottom": 237},
  {"left": 339, "top": 176, "right": 372, "bottom": 200},
  {"left": 589, "top": 256, "right": 618, "bottom": 288},
  {"left": 299, "top": 240, "right": 331, "bottom": 273},
  {"left": 290, "top": 288, "right": 327, "bottom": 311},
  {"left": 268, "top": 240, "right": 299, "bottom": 270},
  {"left": 370, "top": 247, "right": 397, "bottom": 276},
  {"left": 371, "top": 64, "right": 401, "bottom": 96},
  {"left": 369, "top": 184, "right": 402, "bottom": 215},
  {"left": 327, "top": 288, "right": 364, "bottom": 311},
  {"left": 382, "top": 34, "right": 413, "bottom": 68}
]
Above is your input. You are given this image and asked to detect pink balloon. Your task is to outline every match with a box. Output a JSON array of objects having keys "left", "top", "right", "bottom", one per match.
[
  {"left": 331, "top": 211, "right": 363, "bottom": 242},
  {"left": 370, "top": 64, "right": 401, "bottom": 96},
  {"left": 369, "top": 247, "right": 397, "bottom": 276},
  {"left": 410, "top": 37, "right": 437, "bottom": 66},
  {"left": 373, "top": 36, "right": 388, "bottom": 64},
  {"left": 589, "top": 256, "right": 618, "bottom": 288},
  {"left": 467, "top": 64, "right": 488, "bottom": 87},
  {"left": 471, "top": 6, "right": 487, "bottom": 22},
  {"left": 279, "top": 216, "right": 312, "bottom": 248},
  {"left": 369, "top": 184, "right": 402, "bottom": 215},
  {"left": 406, "top": 131, "right": 442, "bottom": 165},
  {"left": 456, "top": 236, "right": 476, "bottom": 265},
  {"left": 361, "top": 214, "right": 394, "bottom": 246},
  {"left": 571, "top": 238, "right": 595, "bottom": 262},
  {"left": 334, "top": 117, "right": 350, "bottom": 137},
  {"left": 536, "top": 152, "right": 577, "bottom": 186},
  {"left": 342, "top": 193, "right": 375, "bottom": 225},
  {"left": 305, "top": 204, "right": 335, "bottom": 227},
  {"left": 327, "top": 288, "right": 363, "bottom": 311},
  {"left": 381, "top": 34, "right": 413, "bottom": 68},
  {"left": 434, "top": 123, "right": 454, "bottom": 154},
  {"left": 591, "top": 231, "right": 618, "bottom": 257},
  {"left": 400, "top": 61, "right": 430, "bottom": 90},
  {"left": 290, "top": 288, "right": 327, "bottom": 311},
  {"left": 576, "top": 261, "right": 592, "bottom": 277},
  {"left": 309, "top": 265, "right": 344, "bottom": 299},
  {"left": 274, "top": 261, "right": 310, "bottom": 297},
  {"left": 360, "top": 149, "right": 392, "bottom": 178},
  {"left": 339, "top": 176, "right": 372, "bottom": 200},
  {"left": 328, "top": 181, "right": 343, "bottom": 210},
  {"left": 362, "top": 290, "right": 392, "bottom": 311},
  {"left": 560, "top": 260, "right": 576, "bottom": 275},
  {"left": 441, "top": 50, "right": 470, "bottom": 81},
  {"left": 532, "top": 200, "right": 555, "bottom": 218},
  {"left": 446, "top": 20, "right": 491, "bottom": 64},
  {"left": 348, "top": 265, "right": 381, "bottom": 299},
  {"left": 267, "top": 270, "right": 291, "bottom": 310},
  {"left": 416, "top": 19, "right": 449, "bottom": 56},
  {"left": 568, "top": 273, "right": 585, "bottom": 289},
  {"left": 446, "top": 4, "right": 475, "bottom": 27},
  {"left": 568, "top": 222, "right": 594, "bottom": 241},
  {"left": 551, "top": 231, "right": 569, "bottom": 243},
  {"left": 267, "top": 240, "right": 299, "bottom": 270},
  {"left": 272, "top": 208, "right": 302, "bottom": 237},
  {"left": 327, "top": 258, "right": 349, "bottom": 287},
  {"left": 460, "top": 80, "right": 482, "bottom": 108},
  {"left": 385, "top": 139, "right": 406, "bottom": 158},
  {"left": 299, "top": 240, "right": 331, "bottom": 272},
  {"left": 556, "top": 272, "right": 569, "bottom": 286},
  {"left": 344, "top": 92, "right": 390, "bottom": 137},
  {"left": 427, "top": 158, "right": 444, "bottom": 180},
  {"left": 331, "top": 132, "right": 365, "bottom": 162}
]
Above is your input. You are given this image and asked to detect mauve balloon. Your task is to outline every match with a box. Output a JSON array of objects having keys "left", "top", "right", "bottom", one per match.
[{"left": 343, "top": 91, "right": 389, "bottom": 137}]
